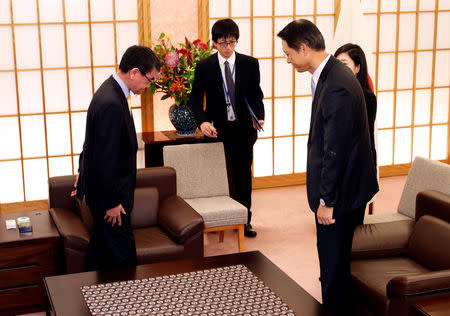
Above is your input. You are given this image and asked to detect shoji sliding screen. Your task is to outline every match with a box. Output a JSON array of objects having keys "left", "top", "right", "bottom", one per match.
[{"left": 0, "top": 0, "right": 140, "bottom": 203}]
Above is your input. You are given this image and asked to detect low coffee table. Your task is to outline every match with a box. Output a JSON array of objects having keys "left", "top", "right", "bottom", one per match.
[{"left": 45, "top": 251, "right": 328, "bottom": 316}]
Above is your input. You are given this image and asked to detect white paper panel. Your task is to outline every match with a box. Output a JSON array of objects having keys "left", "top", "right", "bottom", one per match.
[
  {"left": 436, "top": 12, "right": 450, "bottom": 49},
  {"left": 434, "top": 51, "right": 449, "bottom": 86},
  {"left": 67, "top": 24, "right": 91, "bottom": 67},
  {"left": 49, "top": 156, "right": 72, "bottom": 178},
  {"left": 398, "top": 14, "right": 416, "bottom": 51},
  {"left": 234, "top": 19, "right": 251, "bottom": 56},
  {"left": 296, "top": 0, "right": 314, "bottom": 15},
  {"left": 394, "top": 128, "right": 411, "bottom": 164},
  {"left": 377, "top": 92, "right": 394, "bottom": 128},
  {"left": 275, "top": 0, "right": 293, "bottom": 16},
  {"left": 259, "top": 59, "right": 272, "bottom": 98},
  {"left": 412, "top": 126, "right": 429, "bottom": 160},
  {"left": 274, "top": 137, "right": 293, "bottom": 175},
  {"left": 431, "top": 125, "right": 447, "bottom": 160},
  {"left": 46, "top": 114, "right": 71, "bottom": 156},
  {"left": 231, "top": 0, "right": 250, "bottom": 16},
  {"left": 440, "top": 0, "right": 450, "bottom": 10},
  {"left": 71, "top": 112, "right": 87, "bottom": 154},
  {"left": 0, "top": 72, "right": 17, "bottom": 115},
  {"left": 400, "top": 0, "right": 417, "bottom": 11},
  {"left": 23, "top": 158, "right": 48, "bottom": 200},
  {"left": 417, "top": 13, "right": 435, "bottom": 50},
  {"left": 12, "top": 0, "right": 36, "bottom": 23},
  {"left": 253, "top": 138, "right": 273, "bottom": 177},
  {"left": 415, "top": 52, "right": 433, "bottom": 88},
  {"left": 379, "top": 15, "right": 397, "bottom": 52},
  {"left": 69, "top": 69, "right": 92, "bottom": 110},
  {"left": 91, "top": 23, "right": 115, "bottom": 66},
  {"left": 274, "top": 17, "right": 294, "bottom": 57},
  {"left": 90, "top": 0, "right": 113, "bottom": 21},
  {"left": 253, "top": 0, "right": 271, "bottom": 16},
  {"left": 0, "top": 0, "right": 11, "bottom": 23},
  {"left": 94, "top": 67, "right": 115, "bottom": 91},
  {"left": 414, "top": 89, "right": 431, "bottom": 125},
  {"left": 253, "top": 18, "right": 272, "bottom": 58},
  {"left": 295, "top": 97, "right": 312, "bottom": 134},
  {"left": 365, "top": 14, "right": 378, "bottom": 58},
  {"left": 65, "top": 0, "right": 88, "bottom": 22},
  {"left": 396, "top": 52, "right": 414, "bottom": 89},
  {"left": 18, "top": 71, "right": 43, "bottom": 114},
  {"left": 137, "top": 149, "right": 145, "bottom": 169},
  {"left": 0, "top": 117, "right": 21, "bottom": 159},
  {"left": 258, "top": 99, "right": 272, "bottom": 138},
  {"left": 73, "top": 155, "right": 80, "bottom": 173},
  {"left": 432, "top": 88, "right": 449, "bottom": 123},
  {"left": 274, "top": 59, "right": 293, "bottom": 97},
  {"left": 419, "top": 0, "right": 436, "bottom": 11},
  {"left": 210, "top": 0, "right": 228, "bottom": 18},
  {"left": 0, "top": 27, "right": 14, "bottom": 69},
  {"left": 294, "top": 136, "right": 308, "bottom": 173},
  {"left": 317, "top": 0, "right": 334, "bottom": 14},
  {"left": 129, "top": 91, "right": 141, "bottom": 107},
  {"left": 131, "top": 108, "right": 142, "bottom": 133},
  {"left": 316, "top": 16, "right": 334, "bottom": 51},
  {"left": 40, "top": 25, "right": 66, "bottom": 68},
  {"left": 361, "top": 0, "right": 378, "bottom": 13},
  {"left": 395, "top": 91, "right": 412, "bottom": 127},
  {"left": 116, "top": 22, "right": 139, "bottom": 62},
  {"left": 38, "top": 0, "right": 63, "bottom": 22},
  {"left": 295, "top": 68, "right": 312, "bottom": 95},
  {"left": 377, "top": 129, "right": 393, "bottom": 166},
  {"left": 381, "top": 0, "right": 397, "bottom": 11},
  {"left": 378, "top": 54, "right": 395, "bottom": 90},
  {"left": 20, "top": 115, "right": 46, "bottom": 158},
  {"left": 115, "top": 0, "right": 137, "bottom": 21},
  {"left": 43, "top": 70, "right": 68, "bottom": 112},
  {"left": 0, "top": 161, "right": 24, "bottom": 203},
  {"left": 14, "top": 26, "right": 40, "bottom": 69},
  {"left": 274, "top": 98, "right": 293, "bottom": 136}
]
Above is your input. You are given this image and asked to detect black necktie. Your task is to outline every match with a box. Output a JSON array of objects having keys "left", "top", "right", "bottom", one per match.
[{"left": 224, "top": 61, "right": 237, "bottom": 116}]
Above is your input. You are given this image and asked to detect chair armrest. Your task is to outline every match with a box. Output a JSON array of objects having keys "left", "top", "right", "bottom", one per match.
[
  {"left": 158, "top": 195, "right": 204, "bottom": 244},
  {"left": 416, "top": 190, "right": 450, "bottom": 222},
  {"left": 351, "top": 220, "right": 414, "bottom": 259},
  {"left": 387, "top": 269, "right": 450, "bottom": 297},
  {"left": 49, "top": 208, "right": 90, "bottom": 251}
]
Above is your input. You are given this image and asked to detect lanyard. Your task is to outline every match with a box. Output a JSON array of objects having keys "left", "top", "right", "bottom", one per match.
[{"left": 220, "top": 62, "right": 236, "bottom": 105}]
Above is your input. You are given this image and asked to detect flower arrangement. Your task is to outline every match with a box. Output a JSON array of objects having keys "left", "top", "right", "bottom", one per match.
[{"left": 149, "top": 33, "right": 214, "bottom": 106}]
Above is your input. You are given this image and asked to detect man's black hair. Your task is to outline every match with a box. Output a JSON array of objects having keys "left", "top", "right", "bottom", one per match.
[
  {"left": 277, "top": 19, "right": 325, "bottom": 51},
  {"left": 211, "top": 19, "right": 240, "bottom": 43},
  {"left": 119, "top": 45, "right": 161, "bottom": 74}
]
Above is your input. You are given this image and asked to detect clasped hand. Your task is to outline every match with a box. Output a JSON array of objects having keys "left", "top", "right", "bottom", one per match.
[{"left": 317, "top": 205, "right": 335, "bottom": 225}]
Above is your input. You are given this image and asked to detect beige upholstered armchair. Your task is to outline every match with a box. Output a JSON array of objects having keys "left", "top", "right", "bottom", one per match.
[{"left": 163, "top": 142, "right": 247, "bottom": 252}]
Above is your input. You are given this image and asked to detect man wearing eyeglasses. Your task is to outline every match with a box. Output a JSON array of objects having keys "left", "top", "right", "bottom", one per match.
[
  {"left": 73, "top": 45, "right": 161, "bottom": 271},
  {"left": 190, "top": 19, "right": 265, "bottom": 238}
]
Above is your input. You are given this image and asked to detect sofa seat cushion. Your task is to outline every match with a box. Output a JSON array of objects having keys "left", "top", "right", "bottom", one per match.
[
  {"left": 134, "top": 227, "right": 184, "bottom": 265},
  {"left": 363, "top": 212, "right": 413, "bottom": 224},
  {"left": 351, "top": 257, "right": 430, "bottom": 316},
  {"left": 184, "top": 196, "right": 247, "bottom": 228}
]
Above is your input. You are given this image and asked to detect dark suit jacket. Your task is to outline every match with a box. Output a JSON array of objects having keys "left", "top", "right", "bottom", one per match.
[
  {"left": 77, "top": 76, "right": 138, "bottom": 214},
  {"left": 189, "top": 52, "right": 265, "bottom": 143},
  {"left": 307, "top": 56, "right": 379, "bottom": 213},
  {"left": 364, "top": 89, "right": 377, "bottom": 165}
]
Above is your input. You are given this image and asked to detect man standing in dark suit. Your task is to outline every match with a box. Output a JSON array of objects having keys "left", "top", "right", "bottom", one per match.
[
  {"left": 73, "top": 45, "right": 160, "bottom": 271},
  {"left": 189, "top": 19, "right": 265, "bottom": 237},
  {"left": 278, "top": 20, "right": 379, "bottom": 315}
]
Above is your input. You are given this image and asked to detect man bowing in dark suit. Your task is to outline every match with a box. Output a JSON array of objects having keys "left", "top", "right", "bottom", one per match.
[
  {"left": 73, "top": 45, "right": 160, "bottom": 271},
  {"left": 189, "top": 19, "right": 265, "bottom": 237},
  {"left": 278, "top": 20, "right": 378, "bottom": 315}
]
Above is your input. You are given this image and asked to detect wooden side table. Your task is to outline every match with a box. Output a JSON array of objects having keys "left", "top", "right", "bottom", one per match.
[
  {"left": 412, "top": 297, "right": 450, "bottom": 316},
  {"left": 0, "top": 210, "right": 60, "bottom": 315}
]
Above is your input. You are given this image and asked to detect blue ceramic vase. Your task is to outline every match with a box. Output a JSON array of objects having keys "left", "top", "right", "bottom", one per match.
[{"left": 169, "top": 104, "right": 197, "bottom": 136}]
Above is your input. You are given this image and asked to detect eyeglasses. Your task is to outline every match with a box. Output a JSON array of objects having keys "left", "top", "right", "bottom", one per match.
[
  {"left": 217, "top": 40, "right": 238, "bottom": 48},
  {"left": 140, "top": 71, "right": 154, "bottom": 84}
]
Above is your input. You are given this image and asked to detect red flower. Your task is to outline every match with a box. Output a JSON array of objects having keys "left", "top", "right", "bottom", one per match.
[
  {"left": 199, "top": 43, "right": 209, "bottom": 51},
  {"left": 185, "top": 37, "right": 190, "bottom": 47},
  {"left": 193, "top": 39, "right": 201, "bottom": 47}
]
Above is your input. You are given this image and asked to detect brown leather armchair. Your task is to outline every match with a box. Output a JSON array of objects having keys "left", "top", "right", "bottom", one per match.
[
  {"left": 351, "top": 190, "right": 450, "bottom": 315},
  {"left": 48, "top": 167, "right": 204, "bottom": 274}
]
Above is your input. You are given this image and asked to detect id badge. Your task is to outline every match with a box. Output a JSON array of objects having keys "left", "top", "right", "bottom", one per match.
[{"left": 226, "top": 102, "right": 236, "bottom": 121}]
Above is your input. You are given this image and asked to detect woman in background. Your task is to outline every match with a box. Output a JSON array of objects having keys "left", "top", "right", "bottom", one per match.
[{"left": 335, "top": 44, "right": 377, "bottom": 165}]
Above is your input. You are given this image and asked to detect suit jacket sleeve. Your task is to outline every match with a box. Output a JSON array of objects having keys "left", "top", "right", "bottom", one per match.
[
  {"left": 248, "top": 59, "right": 265, "bottom": 120},
  {"left": 320, "top": 86, "right": 354, "bottom": 207},
  {"left": 189, "top": 62, "right": 208, "bottom": 125}
]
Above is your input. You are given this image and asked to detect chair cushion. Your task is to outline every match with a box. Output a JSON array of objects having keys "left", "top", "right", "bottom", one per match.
[
  {"left": 351, "top": 257, "right": 430, "bottom": 316},
  {"left": 130, "top": 187, "right": 159, "bottom": 229},
  {"left": 363, "top": 212, "right": 412, "bottom": 224},
  {"left": 409, "top": 215, "right": 450, "bottom": 270},
  {"left": 75, "top": 197, "right": 94, "bottom": 235},
  {"left": 185, "top": 196, "right": 247, "bottom": 228},
  {"left": 134, "top": 227, "right": 184, "bottom": 264}
]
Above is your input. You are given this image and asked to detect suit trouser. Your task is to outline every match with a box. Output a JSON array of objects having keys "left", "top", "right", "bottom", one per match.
[
  {"left": 315, "top": 204, "right": 365, "bottom": 315},
  {"left": 220, "top": 122, "right": 255, "bottom": 224},
  {"left": 86, "top": 204, "right": 137, "bottom": 271}
]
